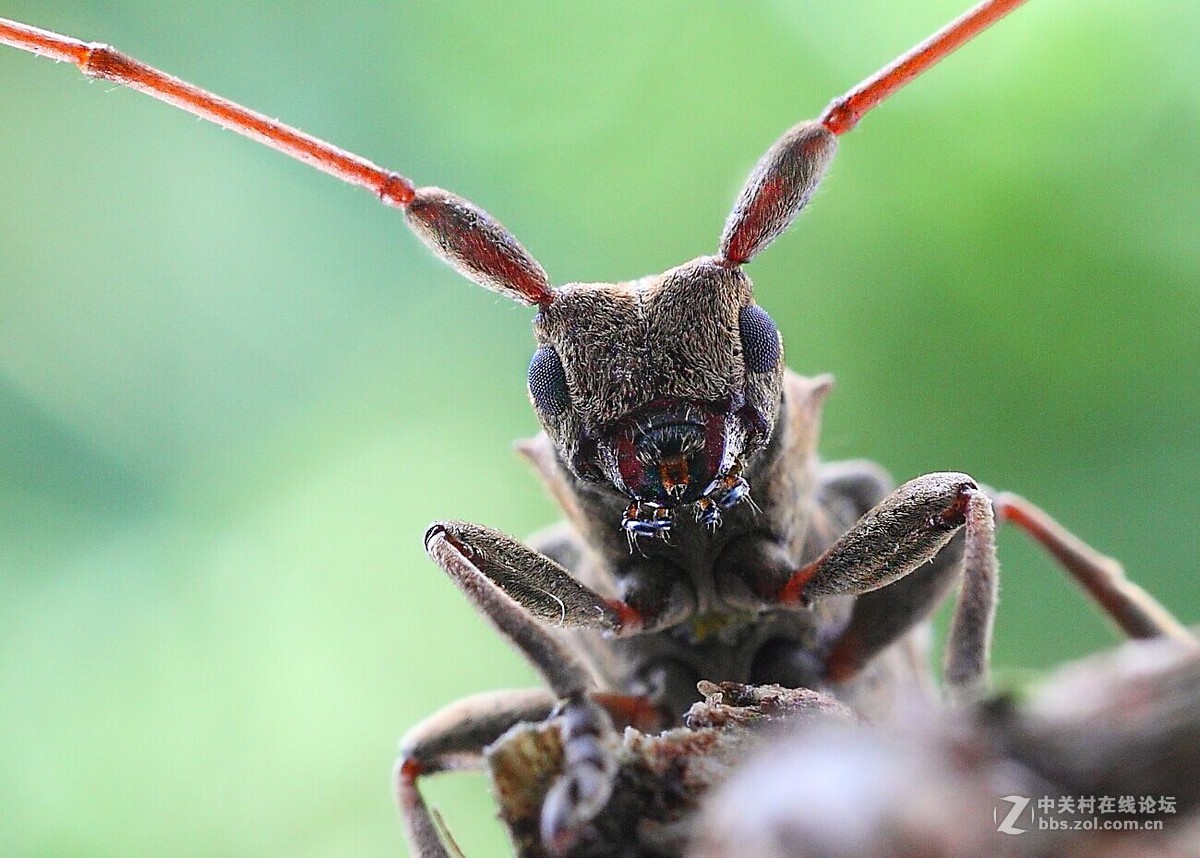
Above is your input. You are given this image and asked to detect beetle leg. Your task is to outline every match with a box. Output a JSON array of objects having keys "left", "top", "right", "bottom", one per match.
[
  {"left": 817, "top": 533, "right": 965, "bottom": 690},
  {"left": 423, "top": 522, "right": 671, "bottom": 853},
  {"left": 780, "top": 473, "right": 984, "bottom": 605},
  {"left": 396, "top": 689, "right": 558, "bottom": 858},
  {"left": 425, "top": 522, "right": 602, "bottom": 697},
  {"left": 941, "top": 488, "right": 1000, "bottom": 703},
  {"left": 396, "top": 687, "right": 665, "bottom": 858},
  {"left": 426, "top": 519, "right": 668, "bottom": 640},
  {"left": 773, "top": 473, "right": 1192, "bottom": 703},
  {"left": 399, "top": 689, "right": 558, "bottom": 779},
  {"left": 423, "top": 520, "right": 636, "bottom": 842},
  {"left": 539, "top": 694, "right": 620, "bottom": 855},
  {"left": 765, "top": 473, "right": 997, "bottom": 700},
  {"left": 993, "top": 492, "right": 1193, "bottom": 643},
  {"left": 825, "top": 488, "right": 1197, "bottom": 690}
]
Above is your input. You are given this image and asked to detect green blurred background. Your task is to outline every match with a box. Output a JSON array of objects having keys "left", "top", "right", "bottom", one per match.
[{"left": 1, "top": 1, "right": 1197, "bottom": 855}]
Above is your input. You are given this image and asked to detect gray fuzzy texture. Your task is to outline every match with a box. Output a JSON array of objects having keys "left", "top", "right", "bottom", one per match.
[
  {"left": 531, "top": 256, "right": 779, "bottom": 474},
  {"left": 515, "top": 371, "right": 937, "bottom": 722},
  {"left": 802, "top": 472, "right": 976, "bottom": 599},
  {"left": 424, "top": 524, "right": 595, "bottom": 699}
]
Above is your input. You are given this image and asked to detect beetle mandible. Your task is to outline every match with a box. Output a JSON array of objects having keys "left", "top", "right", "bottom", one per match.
[{"left": 0, "top": 1, "right": 1195, "bottom": 858}]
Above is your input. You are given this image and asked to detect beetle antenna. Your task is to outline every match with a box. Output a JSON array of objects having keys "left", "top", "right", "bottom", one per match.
[
  {"left": 718, "top": 0, "right": 1029, "bottom": 266},
  {"left": 0, "top": 17, "right": 554, "bottom": 308},
  {"left": 821, "top": 0, "right": 1030, "bottom": 136}
]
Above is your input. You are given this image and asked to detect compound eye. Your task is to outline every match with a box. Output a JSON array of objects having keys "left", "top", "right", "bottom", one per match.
[
  {"left": 739, "top": 305, "right": 781, "bottom": 373},
  {"left": 528, "top": 345, "right": 570, "bottom": 416}
]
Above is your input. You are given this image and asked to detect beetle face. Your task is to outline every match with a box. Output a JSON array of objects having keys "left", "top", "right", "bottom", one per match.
[{"left": 528, "top": 256, "right": 784, "bottom": 534}]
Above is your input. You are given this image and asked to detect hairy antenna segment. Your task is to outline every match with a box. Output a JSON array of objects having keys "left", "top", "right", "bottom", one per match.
[
  {"left": 719, "top": 121, "right": 837, "bottom": 265},
  {"left": 0, "top": 16, "right": 556, "bottom": 308},
  {"left": 406, "top": 189, "right": 554, "bottom": 308},
  {"left": 718, "top": 0, "right": 1027, "bottom": 267}
]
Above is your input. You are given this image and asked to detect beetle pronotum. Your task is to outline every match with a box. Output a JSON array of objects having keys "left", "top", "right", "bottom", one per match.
[{"left": 1, "top": 2, "right": 1197, "bottom": 856}]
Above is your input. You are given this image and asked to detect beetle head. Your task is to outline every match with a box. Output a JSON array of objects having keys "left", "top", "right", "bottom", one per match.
[
  {"left": 404, "top": 121, "right": 836, "bottom": 535},
  {"left": 527, "top": 257, "right": 783, "bottom": 532}
]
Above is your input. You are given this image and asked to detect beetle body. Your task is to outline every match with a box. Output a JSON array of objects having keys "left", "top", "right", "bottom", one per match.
[
  {"left": 515, "top": 244, "right": 957, "bottom": 716},
  {"left": 520, "top": 362, "right": 941, "bottom": 719},
  {"left": 1, "top": 4, "right": 1197, "bottom": 857}
]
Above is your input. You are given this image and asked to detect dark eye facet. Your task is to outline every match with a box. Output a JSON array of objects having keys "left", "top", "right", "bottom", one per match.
[
  {"left": 528, "top": 345, "right": 570, "bottom": 415},
  {"left": 739, "top": 304, "right": 780, "bottom": 373}
]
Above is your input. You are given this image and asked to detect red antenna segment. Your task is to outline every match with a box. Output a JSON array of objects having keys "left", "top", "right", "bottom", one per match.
[
  {"left": 821, "top": 0, "right": 1030, "bottom": 135},
  {"left": 0, "top": 17, "right": 416, "bottom": 208}
]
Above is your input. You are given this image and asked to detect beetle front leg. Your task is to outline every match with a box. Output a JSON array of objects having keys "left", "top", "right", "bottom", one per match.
[
  {"left": 420, "top": 521, "right": 672, "bottom": 854},
  {"left": 775, "top": 473, "right": 1193, "bottom": 703},
  {"left": 424, "top": 521, "right": 617, "bottom": 697},
  {"left": 427, "top": 519, "right": 691, "bottom": 638},
  {"left": 769, "top": 473, "right": 1001, "bottom": 701}
]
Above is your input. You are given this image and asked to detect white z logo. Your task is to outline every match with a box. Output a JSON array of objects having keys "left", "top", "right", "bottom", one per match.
[{"left": 994, "top": 795, "right": 1031, "bottom": 834}]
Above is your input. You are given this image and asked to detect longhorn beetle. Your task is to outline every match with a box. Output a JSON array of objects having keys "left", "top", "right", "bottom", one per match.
[{"left": 0, "top": 1, "right": 1195, "bottom": 858}]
